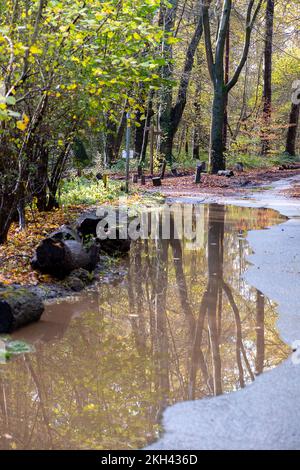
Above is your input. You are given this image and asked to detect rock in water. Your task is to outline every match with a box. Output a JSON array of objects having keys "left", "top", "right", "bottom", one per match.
[
  {"left": 31, "top": 238, "right": 100, "bottom": 278},
  {"left": 0, "top": 287, "right": 44, "bottom": 333}
]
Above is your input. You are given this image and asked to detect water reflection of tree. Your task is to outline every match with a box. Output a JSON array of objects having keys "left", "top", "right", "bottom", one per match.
[
  {"left": 188, "top": 206, "right": 269, "bottom": 398},
  {"left": 126, "top": 205, "right": 285, "bottom": 404},
  {"left": 0, "top": 205, "right": 290, "bottom": 450}
]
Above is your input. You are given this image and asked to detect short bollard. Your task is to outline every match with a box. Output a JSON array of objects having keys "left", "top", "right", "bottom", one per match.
[
  {"left": 152, "top": 177, "right": 162, "bottom": 187},
  {"left": 195, "top": 165, "right": 202, "bottom": 184}
]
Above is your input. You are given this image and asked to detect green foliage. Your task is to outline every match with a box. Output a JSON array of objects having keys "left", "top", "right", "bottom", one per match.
[
  {"left": 273, "top": 48, "right": 300, "bottom": 87},
  {"left": 73, "top": 138, "right": 92, "bottom": 171},
  {"left": 0, "top": 0, "right": 164, "bottom": 143},
  {"left": 110, "top": 158, "right": 145, "bottom": 173},
  {"left": 60, "top": 176, "right": 125, "bottom": 206},
  {"left": 110, "top": 159, "right": 127, "bottom": 172},
  {"left": 226, "top": 152, "right": 300, "bottom": 169},
  {"left": 0, "top": 0, "right": 165, "bottom": 241}
]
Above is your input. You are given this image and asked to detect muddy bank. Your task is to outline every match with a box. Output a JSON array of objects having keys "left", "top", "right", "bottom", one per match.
[{"left": 147, "top": 175, "right": 300, "bottom": 450}]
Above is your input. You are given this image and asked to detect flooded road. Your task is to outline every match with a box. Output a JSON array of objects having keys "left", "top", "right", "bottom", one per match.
[{"left": 0, "top": 204, "right": 290, "bottom": 449}]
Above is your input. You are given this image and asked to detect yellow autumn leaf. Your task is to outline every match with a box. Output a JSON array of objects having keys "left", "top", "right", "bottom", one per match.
[
  {"left": 67, "top": 83, "right": 78, "bottom": 90},
  {"left": 16, "top": 121, "right": 27, "bottom": 131},
  {"left": 30, "top": 45, "right": 43, "bottom": 55},
  {"left": 16, "top": 113, "right": 30, "bottom": 131},
  {"left": 166, "top": 36, "right": 179, "bottom": 45}
]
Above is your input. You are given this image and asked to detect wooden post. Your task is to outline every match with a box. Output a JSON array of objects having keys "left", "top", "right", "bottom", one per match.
[
  {"left": 102, "top": 174, "right": 108, "bottom": 188},
  {"left": 160, "top": 160, "right": 167, "bottom": 179},
  {"left": 149, "top": 124, "right": 155, "bottom": 176},
  {"left": 195, "top": 165, "right": 202, "bottom": 184},
  {"left": 125, "top": 112, "right": 131, "bottom": 194}
]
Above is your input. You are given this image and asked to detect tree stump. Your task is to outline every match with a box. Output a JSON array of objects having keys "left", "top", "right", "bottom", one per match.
[{"left": 152, "top": 177, "right": 162, "bottom": 187}]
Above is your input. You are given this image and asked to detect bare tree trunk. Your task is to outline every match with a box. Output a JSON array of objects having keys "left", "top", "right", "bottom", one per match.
[
  {"left": 210, "top": 89, "right": 226, "bottom": 173},
  {"left": 33, "top": 144, "right": 49, "bottom": 212},
  {"left": 159, "top": 2, "right": 203, "bottom": 165},
  {"left": 158, "top": 0, "right": 178, "bottom": 166},
  {"left": 104, "top": 117, "right": 117, "bottom": 166},
  {"left": 137, "top": 91, "right": 154, "bottom": 175},
  {"left": 47, "top": 128, "right": 75, "bottom": 210},
  {"left": 185, "top": 126, "right": 189, "bottom": 156},
  {"left": 261, "top": 0, "right": 275, "bottom": 156},
  {"left": 203, "top": 0, "right": 263, "bottom": 173},
  {"left": 223, "top": 25, "right": 230, "bottom": 149},
  {"left": 285, "top": 102, "right": 300, "bottom": 156},
  {"left": 192, "top": 53, "right": 203, "bottom": 159},
  {"left": 192, "top": 127, "right": 200, "bottom": 159},
  {"left": 114, "top": 105, "right": 128, "bottom": 159}
]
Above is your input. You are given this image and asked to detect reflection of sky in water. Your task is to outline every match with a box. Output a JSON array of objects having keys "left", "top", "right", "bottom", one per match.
[{"left": 0, "top": 204, "right": 290, "bottom": 450}]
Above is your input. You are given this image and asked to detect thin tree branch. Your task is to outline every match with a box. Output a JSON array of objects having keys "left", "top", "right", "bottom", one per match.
[{"left": 226, "top": 0, "right": 263, "bottom": 93}]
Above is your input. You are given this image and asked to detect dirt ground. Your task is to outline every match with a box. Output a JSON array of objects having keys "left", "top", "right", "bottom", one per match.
[{"left": 138, "top": 167, "right": 300, "bottom": 198}]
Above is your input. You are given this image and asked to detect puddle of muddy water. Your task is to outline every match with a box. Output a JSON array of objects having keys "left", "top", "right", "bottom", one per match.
[{"left": 0, "top": 204, "right": 290, "bottom": 450}]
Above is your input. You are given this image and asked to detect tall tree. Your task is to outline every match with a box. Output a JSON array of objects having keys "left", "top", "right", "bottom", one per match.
[
  {"left": 158, "top": 0, "right": 178, "bottom": 167},
  {"left": 159, "top": 1, "right": 204, "bottom": 167},
  {"left": 203, "top": 0, "right": 263, "bottom": 173},
  {"left": 261, "top": 0, "right": 275, "bottom": 156},
  {"left": 223, "top": 24, "right": 230, "bottom": 150}
]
